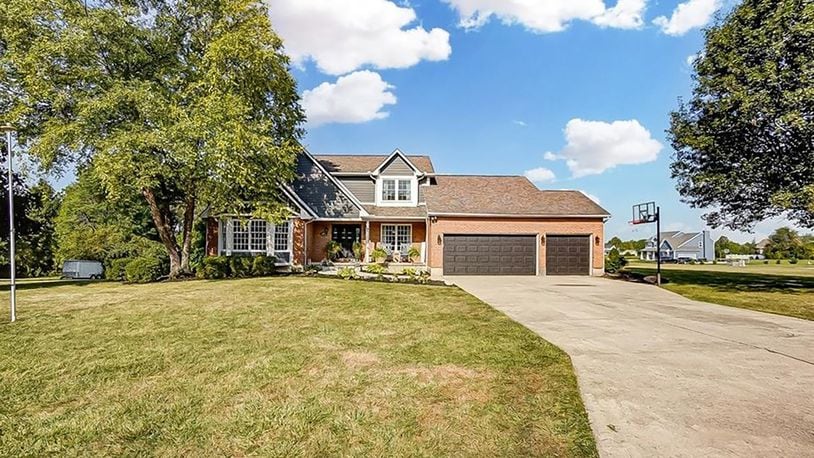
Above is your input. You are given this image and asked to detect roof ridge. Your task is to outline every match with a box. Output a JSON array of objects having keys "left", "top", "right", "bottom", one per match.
[
  {"left": 314, "top": 153, "right": 430, "bottom": 157},
  {"left": 434, "top": 173, "right": 525, "bottom": 177}
]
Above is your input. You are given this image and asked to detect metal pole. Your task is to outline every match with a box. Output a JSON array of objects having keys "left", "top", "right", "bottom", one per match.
[
  {"left": 656, "top": 206, "right": 661, "bottom": 286},
  {"left": 5, "top": 129, "right": 15, "bottom": 322}
]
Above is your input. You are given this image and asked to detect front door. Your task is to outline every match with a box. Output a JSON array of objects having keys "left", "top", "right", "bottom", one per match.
[{"left": 332, "top": 224, "right": 361, "bottom": 256}]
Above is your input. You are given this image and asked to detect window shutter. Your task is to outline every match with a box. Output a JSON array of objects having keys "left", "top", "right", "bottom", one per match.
[
  {"left": 267, "top": 222, "right": 274, "bottom": 256},
  {"left": 225, "top": 219, "right": 234, "bottom": 256}
]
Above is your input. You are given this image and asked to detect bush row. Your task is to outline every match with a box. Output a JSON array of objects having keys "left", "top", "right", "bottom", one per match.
[
  {"left": 105, "top": 256, "right": 166, "bottom": 283},
  {"left": 197, "top": 255, "right": 278, "bottom": 279}
]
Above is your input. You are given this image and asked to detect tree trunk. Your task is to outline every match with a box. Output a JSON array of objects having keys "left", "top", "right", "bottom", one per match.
[
  {"left": 142, "top": 187, "right": 183, "bottom": 278},
  {"left": 180, "top": 196, "right": 195, "bottom": 273}
]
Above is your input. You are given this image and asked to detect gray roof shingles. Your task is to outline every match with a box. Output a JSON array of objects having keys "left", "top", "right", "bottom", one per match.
[{"left": 314, "top": 154, "right": 435, "bottom": 174}]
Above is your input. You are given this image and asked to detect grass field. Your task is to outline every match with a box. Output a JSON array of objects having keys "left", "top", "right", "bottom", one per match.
[
  {"left": 0, "top": 277, "right": 596, "bottom": 457},
  {"left": 627, "top": 259, "right": 814, "bottom": 277},
  {"left": 626, "top": 263, "right": 814, "bottom": 321}
]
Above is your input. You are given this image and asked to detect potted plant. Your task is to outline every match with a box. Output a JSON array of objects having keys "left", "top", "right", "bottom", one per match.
[
  {"left": 352, "top": 241, "right": 365, "bottom": 261},
  {"left": 371, "top": 247, "right": 387, "bottom": 264},
  {"left": 407, "top": 246, "right": 421, "bottom": 263},
  {"left": 325, "top": 240, "right": 342, "bottom": 261}
]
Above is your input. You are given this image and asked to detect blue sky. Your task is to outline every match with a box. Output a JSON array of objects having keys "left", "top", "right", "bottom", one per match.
[
  {"left": 275, "top": 0, "right": 801, "bottom": 243},
  {"left": 42, "top": 0, "right": 795, "bottom": 242}
]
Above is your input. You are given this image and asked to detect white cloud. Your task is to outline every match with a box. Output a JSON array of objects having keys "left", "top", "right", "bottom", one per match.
[
  {"left": 548, "top": 118, "right": 662, "bottom": 177},
  {"left": 513, "top": 120, "right": 528, "bottom": 127},
  {"left": 593, "top": 0, "right": 648, "bottom": 29},
  {"left": 302, "top": 71, "right": 397, "bottom": 127},
  {"left": 653, "top": 0, "right": 720, "bottom": 36},
  {"left": 442, "top": 0, "right": 647, "bottom": 33},
  {"left": 524, "top": 167, "right": 557, "bottom": 184},
  {"left": 269, "top": 0, "right": 451, "bottom": 75},
  {"left": 543, "top": 151, "right": 559, "bottom": 161}
]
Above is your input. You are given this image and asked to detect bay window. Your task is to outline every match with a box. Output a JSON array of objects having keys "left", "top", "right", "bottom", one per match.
[{"left": 221, "top": 218, "right": 292, "bottom": 263}]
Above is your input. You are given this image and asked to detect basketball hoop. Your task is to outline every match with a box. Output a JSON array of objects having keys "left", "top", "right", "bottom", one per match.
[
  {"left": 631, "top": 201, "right": 657, "bottom": 225},
  {"left": 631, "top": 201, "right": 662, "bottom": 286}
]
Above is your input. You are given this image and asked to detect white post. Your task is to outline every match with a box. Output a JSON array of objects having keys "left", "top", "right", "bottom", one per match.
[
  {"left": 3, "top": 128, "right": 16, "bottom": 322},
  {"left": 364, "top": 220, "right": 370, "bottom": 263}
]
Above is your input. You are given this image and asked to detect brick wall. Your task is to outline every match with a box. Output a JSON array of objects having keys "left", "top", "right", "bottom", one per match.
[
  {"left": 206, "top": 218, "right": 219, "bottom": 256},
  {"left": 305, "top": 221, "right": 427, "bottom": 263},
  {"left": 292, "top": 218, "right": 306, "bottom": 266},
  {"left": 426, "top": 217, "right": 605, "bottom": 275}
]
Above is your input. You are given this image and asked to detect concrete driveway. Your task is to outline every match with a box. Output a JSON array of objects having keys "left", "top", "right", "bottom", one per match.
[{"left": 452, "top": 275, "right": 814, "bottom": 457}]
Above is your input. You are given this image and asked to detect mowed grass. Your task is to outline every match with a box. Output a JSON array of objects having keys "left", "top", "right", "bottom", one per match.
[
  {"left": 0, "top": 277, "right": 596, "bottom": 457},
  {"left": 626, "top": 266, "right": 814, "bottom": 321},
  {"left": 627, "top": 259, "right": 814, "bottom": 277}
]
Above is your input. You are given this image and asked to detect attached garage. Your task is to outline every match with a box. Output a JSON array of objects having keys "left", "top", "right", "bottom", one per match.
[
  {"left": 545, "top": 235, "right": 591, "bottom": 276},
  {"left": 443, "top": 235, "right": 537, "bottom": 276}
]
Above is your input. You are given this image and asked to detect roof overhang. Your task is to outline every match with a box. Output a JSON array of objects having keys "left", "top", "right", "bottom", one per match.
[
  {"left": 372, "top": 148, "right": 425, "bottom": 177},
  {"left": 427, "top": 212, "right": 611, "bottom": 219}
]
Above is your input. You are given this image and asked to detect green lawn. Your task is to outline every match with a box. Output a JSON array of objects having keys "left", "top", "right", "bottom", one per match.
[
  {"left": 626, "top": 265, "right": 814, "bottom": 321},
  {"left": 0, "top": 277, "right": 596, "bottom": 456},
  {"left": 627, "top": 259, "right": 814, "bottom": 277}
]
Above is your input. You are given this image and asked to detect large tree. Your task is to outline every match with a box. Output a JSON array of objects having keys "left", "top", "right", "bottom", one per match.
[
  {"left": 1, "top": 0, "right": 304, "bottom": 277},
  {"left": 668, "top": 0, "right": 814, "bottom": 231},
  {"left": 54, "top": 164, "right": 159, "bottom": 265}
]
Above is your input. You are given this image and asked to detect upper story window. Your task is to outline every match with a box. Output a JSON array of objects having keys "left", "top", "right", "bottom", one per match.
[{"left": 380, "top": 178, "right": 413, "bottom": 203}]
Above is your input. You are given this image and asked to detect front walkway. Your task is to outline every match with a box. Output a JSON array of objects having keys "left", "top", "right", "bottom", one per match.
[{"left": 452, "top": 275, "right": 814, "bottom": 457}]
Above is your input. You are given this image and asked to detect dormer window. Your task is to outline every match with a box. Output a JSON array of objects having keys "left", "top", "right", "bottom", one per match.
[{"left": 380, "top": 178, "right": 413, "bottom": 203}]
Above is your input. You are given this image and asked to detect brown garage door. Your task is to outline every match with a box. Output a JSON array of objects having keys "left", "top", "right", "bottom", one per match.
[
  {"left": 443, "top": 235, "right": 536, "bottom": 275},
  {"left": 545, "top": 235, "right": 590, "bottom": 275}
]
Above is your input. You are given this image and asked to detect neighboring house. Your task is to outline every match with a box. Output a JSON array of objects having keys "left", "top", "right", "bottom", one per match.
[
  {"left": 603, "top": 243, "right": 637, "bottom": 257},
  {"left": 755, "top": 238, "right": 770, "bottom": 256},
  {"left": 205, "top": 149, "right": 610, "bottom": 276},
  {"left": 639, "top": 231, "right": 714, "bottom": 261}
]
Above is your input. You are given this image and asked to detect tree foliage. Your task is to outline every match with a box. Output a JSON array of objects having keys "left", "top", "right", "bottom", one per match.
[
  {"left": 54, "top": 165, "right": 159, "bottom": 265},
  {"left": 607, "top": 237, "right": 647, "bottom": 252},
  {"left": 0, "top": 141, "right": 59, "bottom": 277},
  {"left": 714, "top": 236, "right": 758, "bottom": 258},
  {"left": 668, "top": 0, "right": 814, "bottom": 230},
  {"left": 1, "top": 0, "right": 305, "bottom": 277},
  {"left": 764, "top": 227, "right": 814, "bottom": 259}
]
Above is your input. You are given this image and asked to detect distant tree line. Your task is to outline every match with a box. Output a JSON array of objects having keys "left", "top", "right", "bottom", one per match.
[
  {"left": 762, "top": 228, "right": 814, "bottom": 260},
  {"left": 606, "top": 237, "right": 647, "bottom": 252}
]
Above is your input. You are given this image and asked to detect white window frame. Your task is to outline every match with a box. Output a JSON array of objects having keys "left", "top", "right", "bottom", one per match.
[
  {"left": 381, "top": 224, "right": 412, "bottom": 253},
  {"left": 220, "top": 218, "right": 293, "bottom": 264},
  {"left": 375, "top": 176, "right": 417, "bottom": 206}
]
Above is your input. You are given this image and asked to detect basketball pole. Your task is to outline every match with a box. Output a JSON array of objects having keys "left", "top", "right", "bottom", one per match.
[{"left": 656, "top": 206, "right": 661, "bottom": 286}]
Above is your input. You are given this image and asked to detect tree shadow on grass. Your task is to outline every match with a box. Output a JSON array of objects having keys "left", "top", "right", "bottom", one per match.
[
  {"left": 0, "top": 279, "right": 100, "bottom": 292},
  {"left": 626, "top": 268, "right": 814, "bottom": 294}
]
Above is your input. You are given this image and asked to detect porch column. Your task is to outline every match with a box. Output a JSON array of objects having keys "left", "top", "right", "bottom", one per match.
[{"left": 364, "top": 220, "right": 370, "bottom": 263}]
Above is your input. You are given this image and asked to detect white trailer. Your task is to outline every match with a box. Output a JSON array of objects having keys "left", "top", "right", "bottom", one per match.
[{"left": 62, "top": 260, "right": 104, "bottom": 279}]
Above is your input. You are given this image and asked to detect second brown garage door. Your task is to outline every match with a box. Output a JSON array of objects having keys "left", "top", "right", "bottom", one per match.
[
  {"left": 545, "top": 235, "right": 590, "bottom": 275},
  {"left": 443, "top": 235, "right": 536, "bottom": 275}
]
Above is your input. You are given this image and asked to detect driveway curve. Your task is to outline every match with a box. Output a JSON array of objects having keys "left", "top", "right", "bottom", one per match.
[{"left": 452, "top": 276, "right": 814, "bottom": 457}]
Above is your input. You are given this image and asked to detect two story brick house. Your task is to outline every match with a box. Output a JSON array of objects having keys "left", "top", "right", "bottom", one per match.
[{"left": 205, "top": 149, "right": 610, "bottom": 276}]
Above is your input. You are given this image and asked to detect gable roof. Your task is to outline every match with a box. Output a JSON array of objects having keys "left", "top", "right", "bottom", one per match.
[
  {"left": 289, "top": 151, "right": 365, "bottom": 219},
  {"left": 314, "top": 154, "right": 435, "bottom": 174},
  {"left": 423, "top": 175, "right": 610, "bottom": 217},
  {"left": 643, "top": 231, "right": 704, "bottom": 251}
]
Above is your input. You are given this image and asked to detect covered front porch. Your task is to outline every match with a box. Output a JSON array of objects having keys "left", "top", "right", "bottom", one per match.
[{"left": 306, "top": 220, "right": 427, "bottom": 265}]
